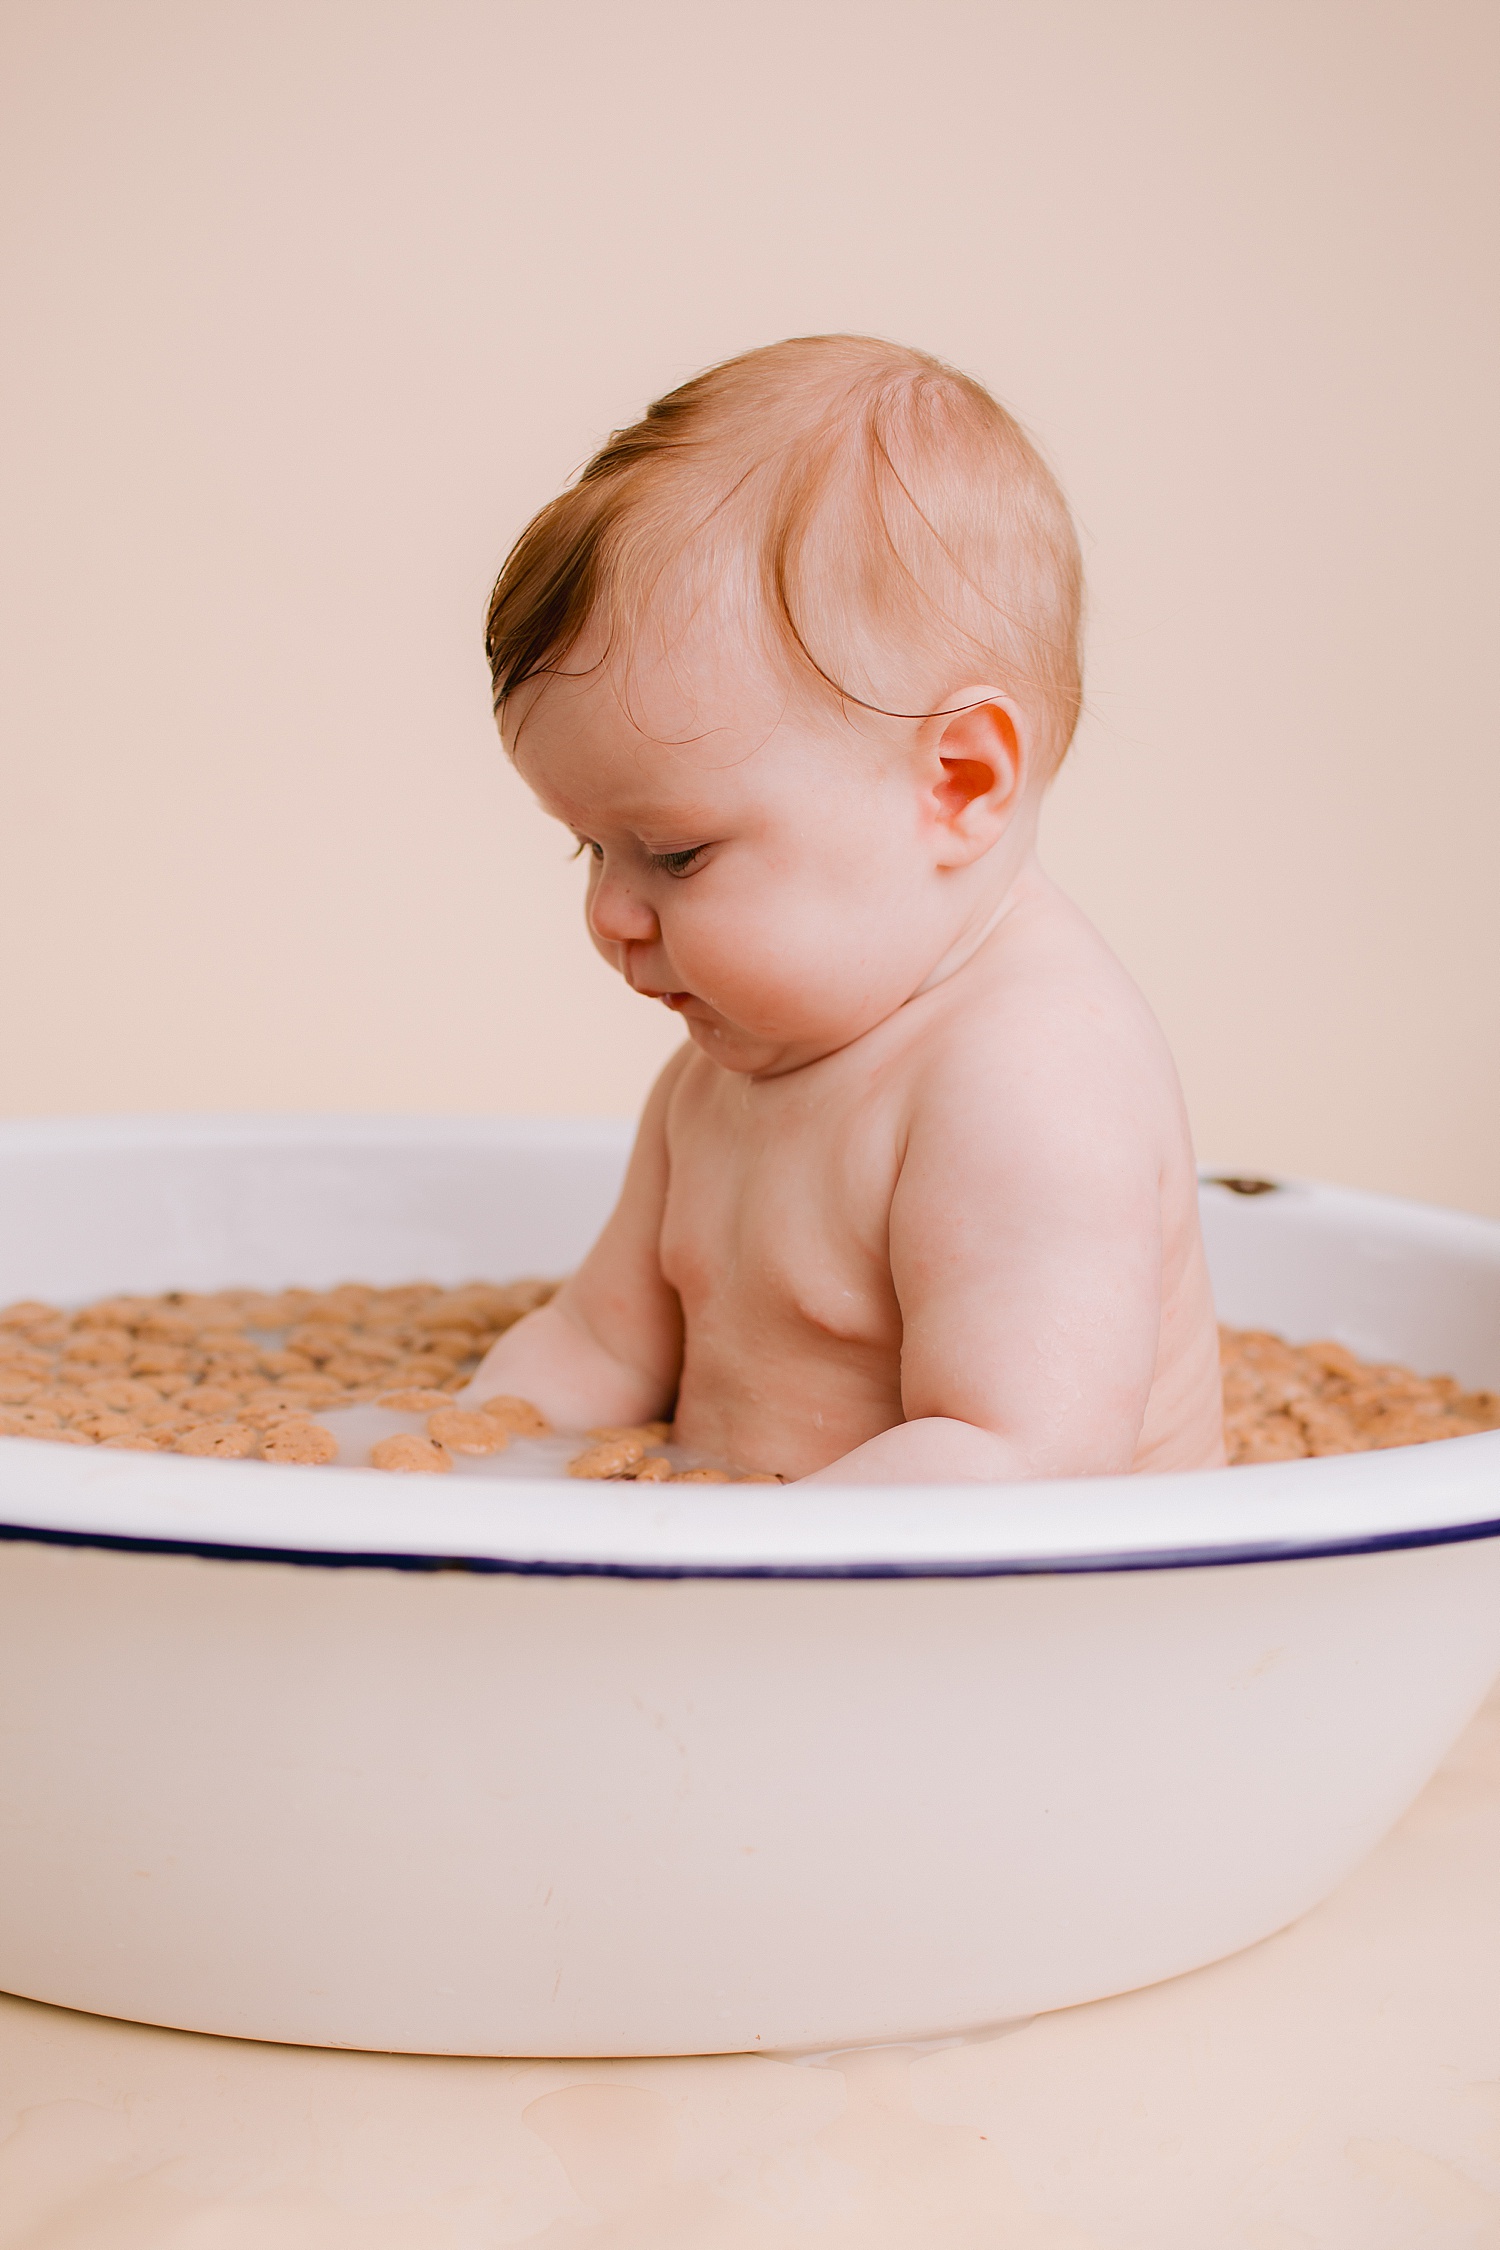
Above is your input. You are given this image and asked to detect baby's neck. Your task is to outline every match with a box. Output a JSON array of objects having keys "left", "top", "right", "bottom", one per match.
[{"left": 912, "top": 829, "right": 1047, "bottom": 1005}]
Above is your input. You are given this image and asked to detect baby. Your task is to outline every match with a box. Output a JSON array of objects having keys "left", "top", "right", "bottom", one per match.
[{"left": 468, "top": 336, "right": 1225, "bottom": 1483}]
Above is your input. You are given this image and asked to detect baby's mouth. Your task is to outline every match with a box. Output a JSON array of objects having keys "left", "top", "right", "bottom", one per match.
[{"left": 631, "top": 978, "right": 693, "bottom": 1011}]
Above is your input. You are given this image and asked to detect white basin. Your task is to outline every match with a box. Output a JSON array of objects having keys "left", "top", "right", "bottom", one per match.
[{"left": 1, "top": 1114, "right": 1498, "bottom": 2056}]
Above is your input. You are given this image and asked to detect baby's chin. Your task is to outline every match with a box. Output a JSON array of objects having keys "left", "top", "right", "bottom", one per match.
[
  {"left": 681, "top": 1015, "right": 786, "bottom": 1074},
  {"left": 677, "top": 1008, "right": 858, "bottom": 1080}
]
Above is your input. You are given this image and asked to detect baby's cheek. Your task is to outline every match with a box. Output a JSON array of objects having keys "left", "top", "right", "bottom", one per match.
[{"left": 686, "top": 897, "right": 855, "bottom": 1027}]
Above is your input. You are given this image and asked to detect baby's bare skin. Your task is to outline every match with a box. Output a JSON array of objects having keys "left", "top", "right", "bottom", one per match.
[{"left": 467, "top": 622, "right": 1225, "bottom": 1483}]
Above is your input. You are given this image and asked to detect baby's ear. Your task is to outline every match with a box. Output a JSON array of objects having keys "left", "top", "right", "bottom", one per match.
[{"left": 928, "top": 694, "right": 1023, "bottom": 862}]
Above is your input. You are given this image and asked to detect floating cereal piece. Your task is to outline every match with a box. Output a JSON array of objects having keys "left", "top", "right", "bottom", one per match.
[
  {"left": 174, "top": 1422, "right": 258, "bottom": 1459},
  {"left": 77, "top": 1377, "right": 164, "bottom": 1413},
  {"left": 100, "top": 1431, "right": 164, "bottom": 1451},
  {"left": 262, "top": 1421, "right": 339, "bottom": 1466},
  {"left": 377, "top": 1387, "right": 456, "bottom": 1413},
  {"left": 235, "top": 1390, "right": 315, "bottom": 1429},
  {"left": 371, "top": 1432, "right": 453, "bottom": 1474},
  {"left": 28, "top": 1388, "right": 85, "bottom": 1416},
  {"left": 0, "top": 1346, "right": 52, "bottom": 1379},
  {"left": 400, "top": 1356, "right": 466, "bottom": 1387},
  {"left": 134, "top": 1311, "right": 199, "bottom": 1345},
  {"left": 134, "top": 1407, "right": 198, "bottom": 1438},
  {"left": 285, "top": 1324, "right": 350, "bottom": 1364},
  {"left": 70, "top": 1410, "right": 141, "bottom": 1442},
  {"left": 588, "top": 1422, "right": 672, "bottom": 1447},
  {"left": 738, "top": 1472, "right": 786, "bottom": 1483},
  {"left": 426, "top": 1407, "right": 509, "bottom": 1456},
  {"left": 630, "top": 1456, "right": 673, "bottom": 1482},
  {"left": 568, "top": 1436, "right": 646, "bottom": 1479},
  {"left": 257, "top": 1348, "right": 317, "bottom": 1378},
  {"left": 0, "top": 1407, "right": 50, "bottom": 1437},
  {"left": 0, "top": 1376, "right": 41, "bottom": 1406},
  {"left": 0, "top": 1300, "right": 57, "bottom": 1329},
  {"left": 60, "top": 1331, "right": 132, "bottom": 1367},
  {"left": 74, "top": 1298, "right": 145, "bottom": 1330},
  {"left": 478, "top": 1395, "right": 551, "bottom": 1436},
  {"left": 323, "top": 1354, "right": 392, "bottom": 1388},
  {"left": 179, "top": 1385, "right": 243, "bottom": 1419},
  {"left": 74, "top": 1404, "right": 149, "bottom": 1440},
  {"left": 673, "top": 1467, "right": 731, "bottom": 1483},
  {"left": 275, "top": 1373, "right": 344, "bottom": 1406}
]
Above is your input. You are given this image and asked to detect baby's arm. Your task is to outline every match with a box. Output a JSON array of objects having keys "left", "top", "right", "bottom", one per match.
[
  {"left": 803, "top": 1022, "right": 1163, "bottom": 1485},
  {"left": 464, "top": 1053, "right": 687, "bottom": 1429}
]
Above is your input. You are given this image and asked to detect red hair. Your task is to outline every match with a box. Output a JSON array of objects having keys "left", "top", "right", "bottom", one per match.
[{"left": 485, "top": 334, "right": 1084, "bottom": 766}]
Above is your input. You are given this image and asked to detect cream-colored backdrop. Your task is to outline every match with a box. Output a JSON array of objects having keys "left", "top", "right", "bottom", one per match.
[{"left": 2, "top": 0, "right": 1496, "bottom": 1210}]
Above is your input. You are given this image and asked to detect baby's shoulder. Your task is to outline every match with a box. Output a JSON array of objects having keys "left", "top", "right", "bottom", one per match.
[{"left": 910, "top": 875, "right": 1181, "bottom": 1134}]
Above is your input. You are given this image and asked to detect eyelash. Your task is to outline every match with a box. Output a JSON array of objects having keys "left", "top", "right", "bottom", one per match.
[{"left": 571, "top": 840, "right": 705, "bottom": 878}]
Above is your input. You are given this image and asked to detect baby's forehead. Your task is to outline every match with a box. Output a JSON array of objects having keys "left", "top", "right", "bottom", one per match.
[
  {"left": 509, "top": 604, "right": 796, "bottom": 775},
  {"left": 509, "top": 677, "right": 772, "bottom": 836}
]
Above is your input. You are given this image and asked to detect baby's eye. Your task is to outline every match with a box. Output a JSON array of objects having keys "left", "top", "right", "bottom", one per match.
[
  {"left": 570, "top": 837, "right": 604, "bottom": 863},
  {"left": 649, "top": 846, "right": 706, "bottom": 878}
]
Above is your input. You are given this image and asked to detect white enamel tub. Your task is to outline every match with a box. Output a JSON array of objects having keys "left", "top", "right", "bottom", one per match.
[{"left": 1, "top": 1116, "right": 1498, "bottom": 2057}]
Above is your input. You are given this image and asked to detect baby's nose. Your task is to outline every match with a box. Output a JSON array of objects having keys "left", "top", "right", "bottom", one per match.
[{"left": 588, "top": 869, "right": 659, "bottom": 947}]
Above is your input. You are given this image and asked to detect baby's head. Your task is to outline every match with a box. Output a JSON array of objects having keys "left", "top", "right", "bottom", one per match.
[{"left": 486, "top": 335, "right": 1083, "bottom": 1074}]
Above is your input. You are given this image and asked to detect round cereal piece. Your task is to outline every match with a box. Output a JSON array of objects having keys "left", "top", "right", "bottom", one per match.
[
  {"left": 426, "top": 1407, "right": 510, "bottom": 1456},
  {"left": 568, "top": 1436, "right": 645, "bottom": 1480},
  {"left": 479, "top": 1395, "right": 552, "bottom": 1436},
  {"left": 399, "top": 1356, "right": 466, "bottom": 1387},
  {"left": 62, "top": 1330, "right": 133, "bottom": 1368},
  {"left": 46, "top": 1428, "right": 96, "bottom": 1446},
  {"left": 377, "top": 1387, "right": 457, "bottom": 1413},
  {"left": 323, "top": 1355, "right": 390, "bottom": 1388},
  {"left": 285, "top": 1324, "right": 350, "bottom": 1364},
  {"left": 588, "top": 1421, "right": 672, "bottom": 1447},
  {"left": 244, "top": 1289, "right": 316, "bottom": 1329},
  {"left": 672, "top": 1467, "right": 731, "bottom": 1483},
  {"left": 177, "top": 1384, "right": 244, "bottom": 1419},
  {"left": 71, "top": 1410, "right": 142, "bottom": 1443},
  {"left": 0, "top": 1376, "right": 41, "bottom": 1407},
  {"left": 74, "top": 1299, "right": 146, "bottom": 1330},
  {"left": 79, "top": 1376, "right": 164, "bottom": 1413},
  {"left": 0, "top": 1346, "right": 53, "bottom": 1379},
  {"left": 135, "top": 1311, "right": 199, "bottom": 1346},
  {"left": 27, "top": 1388, "right": 84, "bottom": 1417},
  {"left": 276, "top": 1373, "right": 344, "bottom": 1407},
  {"left": 150, "top": 1370, "right": 198, "bottom": 1397},
  {"left": 100, "top": 1431, "right": 165, "bottom": 1451},
  {"left": 370, "top": 1432, "right": 453, "bottom": 1474},
  {"left": 174, "top": 1422, "right": 258, "bottom": 1459},
  {"left": 257, "top": 1348, "right": 318, "bottom": 1378},
  {"left": 194, "top": 1326, "right": 252, "bottom": 1354},
  {"left": 133, "top": 1404, "right": 196, "bottom": 1440},
  {"left": 629, "top": 1455, "right": 673, "bottom": 1482},
  {"left": 262, "top": 1421, "right": 339, "bottom": 1466},
  {"left": 0, "top": 1300, "right": 60, "bottom": 1330},
  {"left": 51, "top": 1361, "right": 102, "bottom": 1390}
]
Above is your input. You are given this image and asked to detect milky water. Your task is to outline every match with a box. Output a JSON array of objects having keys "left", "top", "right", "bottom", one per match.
[{"left": 315, "top": 1402, "right": 730, "bottom": 1480}]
